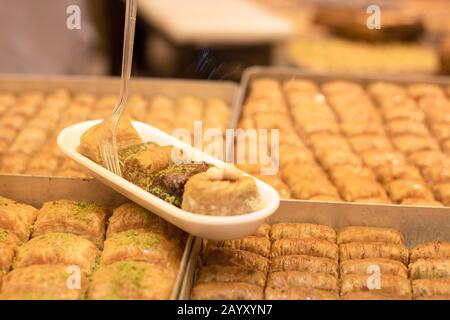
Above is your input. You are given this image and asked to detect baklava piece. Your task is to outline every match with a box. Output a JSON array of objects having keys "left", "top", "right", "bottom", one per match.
[
  {"left": 340, "top": 258, "right": 408, "bottom": 278},
  {"left": 270, "top": 255, "right": 338, "bottom": 277},
  {"left": 14, "top": 232, "right": 100, "bottom": 273},
  {"left": 106, "top": 202, "right": 183, "bottom": 240},
  {"left": 182, "top": 166, "right": 264, "bottom": 216},
  {"left": 339, "top": 242, "right": 409, "bottom": 265},
  {"left": 338, "top": 226, "right": 404, "bottom": 245},
  {"left": 409, "top": 259, "right": 450, "bottom": 279},
  {"left": 385, "top": 179, "right": 434, "bottom": 203},
  {"left": 410, "top": 242, "right": 450, "bottom": 262},
  {"left": 195, "top": 265, "right": 266, "bottom": 288},
  {"left": 375, "top": 164, "right": 422, "bottom": 184},
  {"left": 33, "top": 200, "right": 108, "bottom": 248},
  {"left": 101, "top": 229, "right": 181, "bottom": 272},
  {"left": 269, "top": 223, "right": 336, "bottom": 243},
  {"left": 191, "top": 282, "right": 264, "bottom": 300},
  {"left": 0, "top": 265, "right": 89, "bottom": 300},
  {"left": 432, "top": 183, "right": 450, "bottom": 206},
  {"left": 200, "top": 247, "right": 270, "bottom": 273},
  {"left": 413, "top": 279, "right": 450, "bottom": 298},
  {"left": 267, "top": 271, "right": 338, "bottom": 292},
  {"left": 340, "top": 274, "right": 412, "bottom": 298},
  {"left": 0, "top": 196, "right": 37, "bottom": 242},
  {"left": 207, "top": 236, "right": 271, "bottom": 258},
  {"left": 392, "top": 135, "right": 439, "bottom": 154},
  {"left": 0, "top": 228, "right": 20, "bottom": 272},
  {"left": 361, "top": 151, "right": 406, "bottom": 169},
  {"left": 271, "top": 238, "right": 339, "bottom": 261},
  {"left": 77, "top": 116, "right": 143, "bottom": 164},
  {"left": 348, "top": 135, "right": 392, "bottom": 153},
  {"left": 407, "top": 83, "right": 445, "bottom": 100},
  {"left": 88, "top": 261, "right": 175, "bottom": 300}
]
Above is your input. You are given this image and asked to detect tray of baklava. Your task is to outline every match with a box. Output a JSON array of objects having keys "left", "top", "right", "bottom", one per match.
[
  {"left": 235, "top": 66, "right": 450, "bottom": 208},
  {"left": 0, "top": 176, "right": 193, "bottom": 300},
  {"left": 0, "top": 75, "right": 237, "bottom": 177},
  {"left": 180, "top": 204, "right": 450, "bottom": 300}
]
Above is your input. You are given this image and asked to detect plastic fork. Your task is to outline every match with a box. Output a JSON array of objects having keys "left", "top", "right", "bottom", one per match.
[{"left": 99, "top": 0, "right": 138, "bottom": 175}]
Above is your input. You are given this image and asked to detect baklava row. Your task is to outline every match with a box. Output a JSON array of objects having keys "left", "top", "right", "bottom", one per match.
[
  {"left": 191, "top": 222, "right": 450, "bottom": 300},
  {"left": 0, "top": 197, "right": 185, "bottom": 299},
  {"left": 237, "top": 78, "right": 450, "bottom": 206},
  {"left": 0, "top": 91, "right": 230, "bottom": 177}
]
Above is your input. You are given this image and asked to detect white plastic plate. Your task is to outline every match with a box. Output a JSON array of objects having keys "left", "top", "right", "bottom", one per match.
[{"left": 57, "top": 120, "right": 280, "bottom": 240}]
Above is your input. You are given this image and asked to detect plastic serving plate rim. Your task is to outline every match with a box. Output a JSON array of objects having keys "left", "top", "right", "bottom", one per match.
[{"left": 57, "top": 119, "right": 280, "bottom": 226}]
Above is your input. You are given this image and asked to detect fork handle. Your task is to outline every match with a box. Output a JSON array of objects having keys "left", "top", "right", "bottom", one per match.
[{"left": 114, "top": 0, "right": 138, "bottom": 117}]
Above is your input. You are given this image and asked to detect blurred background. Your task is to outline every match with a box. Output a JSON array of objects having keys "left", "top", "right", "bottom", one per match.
[{"left": 0, "top": 0, "right": 449, "bottom": 81}]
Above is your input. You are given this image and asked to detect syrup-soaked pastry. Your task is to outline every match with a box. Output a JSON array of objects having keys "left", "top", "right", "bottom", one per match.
[
  {"left": 385, "top": 179, "right": 434, "bottom": 203},
  {"left": 408, "top": 83, "right": 445, "bottom": 100},
  {"left": 200, "top": 247, "right": 270, "bottom": 273},
  {"left": 409, "top": 259, "right": 450, "bottom": 280},
  {"left": 253, "top": 175, "right": 291, "bottom": 199},
  {"left": 106, "top": 202, "right": 184, "bottom": 241},
  {"left": 290, "top": 180, "right": 340, "bottom": 200},
  {"left": 361, "top": 150, "right": 405, "bottom": 169},
  {"left": 340, "top": 122, "right": 384, "bottom": 137},
  {"left": 307, "top": 133, "right": 351, "bottom": 152},
  {"left": 33, "top": 200, "right": 108, "bottom": 248},
  {"left": 392, "top": 135, "right": 439, "bottom": 154},
  {"left": 322, "top": 81, "right": 363, "bottom": 96},
  {"left": 342, "top": 292, "right": 411, "bottom": 300},
  {"left": 101, "top": 229, "right": 181, "bottom": 271},
  {"left": 122, "top": 144, "right": 174, "bottom": 184},
  {"left": 182, "top": 166, "right": 264, "bottom": 216},
  {"left": 0, "top": 264, "right": 89, "bottom": 300},
  {"left": 385, "top": 120, "right": 429, "bottom": 137},
  {"left": 267, "top": 271, "right": 338, "bottom": 292},
  {"left": 410, "top": 242, "right": 450, "bottom": 262},
  {"left": 283, "top": 79, "right": 319, "bottom": 94},
  {"left": 88, "top": 261, "right": 176, "bottom": 300},
  {"left": 348, "top": 135, "right": 392, "bottom": 153},
  {"left": 269, "top": 223, "right": 336, "bottom": 243},
  {"left": 401, "top": 198, "right": 443, "bottom": 206},
  {"left": 265, "top": 287, "right": 339, "bottom": 300},
  {"left": 270, "top": 255, "right": 338, "bottom": 277},
  {"left": 336, "top": 178, "right": 387, "bottom": 202},
  {"left": 195, "top": 265, "right": 266, "bottom": 287},
  {"left": 408, "top": 150, "right": 449, "bottom": 169},
  {"left": 77, "top": 116, "right": 143, "bottom": 164},
  {"left": 281, "top": 164, "right": 328, "bottom": 186},
  {"left": 340, "top": 274, "right": 412, "bottom": 297},
  {"left": 339, "top": 242, "right": 409, "bottom": 265},
  {"left": 207, "top": 236, "right": 271, "bottom": 258},
  {"left": 430, "top": 123, "right": 450, "bottom": 142},
  {"left": 254, "top": 223, "right": 271, "bottom": 238},
  {"left": 330, "top": 165, "right": 375, "bottom": 181},
  {"left": 432, "top": 183, "right": 450, "bottom": 206},
  {"left": 145, "top": 163, "right": 211, "bottom": 207},
  {"left": 340, "top": 258, "right": 408, "bottom": 278},
  {"left": 14, "top": 232, "right": 100, "bottom": 273},
  {"left": 271, "top": 238, "right": 338, "bottom": 261},
  {"left": 337, "top": 226, "right": 404, "bottom": 245},
  {"left": 0, "top": 228, "right": 20, "bottom": 272},
  {"left": 375, "top": 164, "right": 422, "bottom": 184},
  {"left": 0, "top": 196, "right": 38, "bottom": 242},
  {"left": 317, "top": 150, "right": 362, "bottom": 169},
  {"left": 412, "top": 279, "right": 450, "bottom": 298},
  {"left": 191, "top": 282, "right": 264, "bottom": 300}
]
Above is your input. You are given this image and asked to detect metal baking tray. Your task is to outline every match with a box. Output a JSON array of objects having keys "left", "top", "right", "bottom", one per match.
[
  {"left": 0, "top": 175, "right": 193, "bottom": 300},
  {"left": 179, "top": 199, "right": 450, "bottom": 299},
  {"left": 231, "top": 66, "right": 450, "bottom": 205},
  {"left": 0, "top": 74, "right": 240, "bottom": 177}
]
